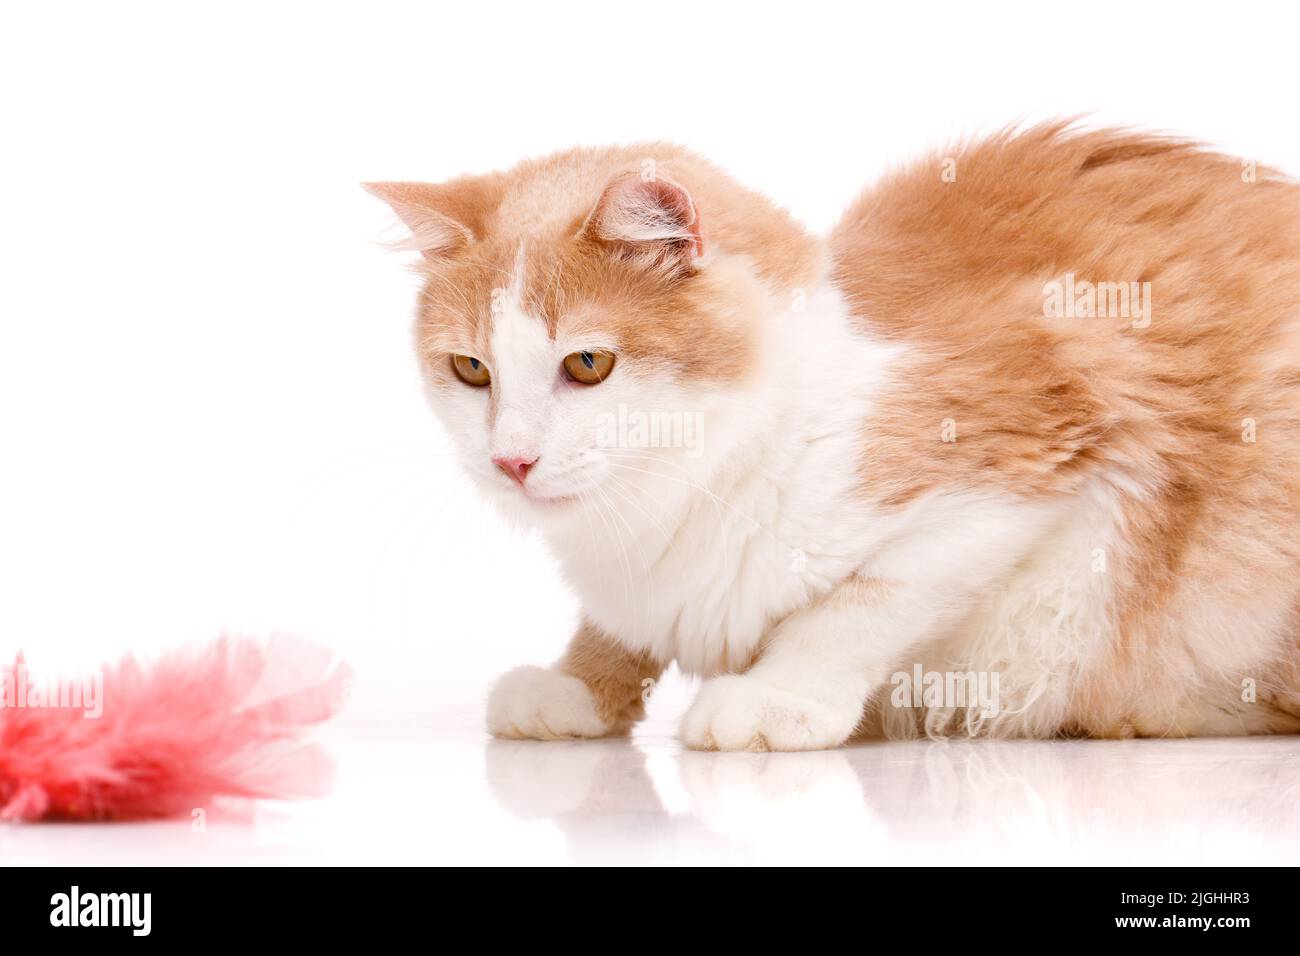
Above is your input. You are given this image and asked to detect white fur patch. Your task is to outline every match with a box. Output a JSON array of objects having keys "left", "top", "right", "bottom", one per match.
[
  {"left": 487, "top": 666, "right": 608, "bottom": 740},
  {"left": 682, "top": 674, "right": 861, "bottom": 751},
  {"left": 897, "top": 478, "right": 1123, "bottom": 738},
  {"left": 548, "top": 276, "right": 911, "bottom": 674},
  {"left": 487, "top": 257, "right": 554, "bottom": 464}
]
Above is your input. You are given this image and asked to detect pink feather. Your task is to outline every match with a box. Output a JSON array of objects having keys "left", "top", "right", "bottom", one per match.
[{"left": 0, "top": 637, "right": 349, "bottom": 821}]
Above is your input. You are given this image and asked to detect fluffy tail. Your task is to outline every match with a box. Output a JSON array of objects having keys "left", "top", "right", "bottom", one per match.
[{"left": 0, "top": 637, "right": 349, "bottom": 821}]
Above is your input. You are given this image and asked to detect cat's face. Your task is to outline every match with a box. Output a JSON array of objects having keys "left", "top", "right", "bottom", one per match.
[{"left": 367, "top": 159, "right": 775, "bottom": 527}]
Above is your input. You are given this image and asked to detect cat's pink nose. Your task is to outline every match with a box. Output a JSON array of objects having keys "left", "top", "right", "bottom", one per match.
[{"left": 493, "top": 454, "right": 537, "bottom": 485}]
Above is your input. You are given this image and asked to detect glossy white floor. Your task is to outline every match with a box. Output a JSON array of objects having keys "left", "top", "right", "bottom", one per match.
[{"left": 6, "top": 693, "right": 1299, "bottom": 866}]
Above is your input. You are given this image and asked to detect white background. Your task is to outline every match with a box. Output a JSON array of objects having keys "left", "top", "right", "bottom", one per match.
[{"left": 2, "top": 1, "right": 1298, "bottom": 863}]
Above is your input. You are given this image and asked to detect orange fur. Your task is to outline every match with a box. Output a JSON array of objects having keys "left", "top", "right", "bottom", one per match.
[
  {"left": 369, "top": 144, "right": 816, "bottom": 392},
  {"left": 833, "top": 124, "right": 1300, "bottom": 735},
  {"left": 559, "top": 622, "right": 662, "bottom": 734}
]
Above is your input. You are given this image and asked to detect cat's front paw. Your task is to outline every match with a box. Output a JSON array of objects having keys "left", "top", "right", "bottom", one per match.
[
  {"left": 681, "top": 675, "right": 857, "bottom": 752},
  {"left": 487, "top": 666, "right": 611, "bottom": 740}
]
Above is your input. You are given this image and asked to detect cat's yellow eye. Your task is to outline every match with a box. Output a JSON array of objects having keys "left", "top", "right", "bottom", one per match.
[
  {"left": 451, "top": 354, "right": 491, "bottom": 387},
  {"left": 563, "top": 350, "right": 616, "bottom": 385}
]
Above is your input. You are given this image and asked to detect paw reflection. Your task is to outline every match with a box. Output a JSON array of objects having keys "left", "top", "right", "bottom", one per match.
[{"left": 485, "top": 733, "right": 1300, "bottom": 864}]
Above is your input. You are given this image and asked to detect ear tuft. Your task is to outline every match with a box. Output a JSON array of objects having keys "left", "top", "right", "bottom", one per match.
[
  {"left": 362, "top": 181, "right": 474, "bottom": 261},
  {"left": 581, "top": 172, "right": 703, "bottom": 269}
]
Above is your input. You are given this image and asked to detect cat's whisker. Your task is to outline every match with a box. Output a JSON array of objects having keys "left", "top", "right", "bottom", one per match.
[
  {"left": 577, "top": 478, "right": 636, "bottom": 606},
  {"left": 604, "top": 461, "right": 738, "bottom": 578},
  {"left": 597, "top": 476, "right": 673, "bottom": 617},
  {"left": 290, "top": 453, "right": 466, "bottom": 517},
  {"left": 604, "top": 449, "right": 810, "bottom": 555},
  {"left": 601, "top": 475, "right": 680, "bottom": 619},
  {"left": 602, "top": 472, "right": 676, "bottom": 547},
  {"left": 375, "top": 474, "right": 477, "bottom": 601},
  {"left": 573, "top": 485, "right": 602, "bottom": 560},
  {"left": 604, "top": 455, "right": 791, "bottom": 552},
  {"left": 591, "top": 481, "right": 646, "bottom": 611},
  {"left": 593, "top": 486, "right": 639, "bottom": 608}
]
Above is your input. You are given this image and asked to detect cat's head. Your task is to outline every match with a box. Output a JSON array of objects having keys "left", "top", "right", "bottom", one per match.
[{"left": 366, "top": 146, "right": 816, "bottom": 529}]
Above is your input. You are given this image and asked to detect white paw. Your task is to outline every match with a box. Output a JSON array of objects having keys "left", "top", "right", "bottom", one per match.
[
  {"left": 681, "top": 675, "right": 858, "bottom": 752},
  {"left": 487, "top": 666, "right": 610, "bottom": 740}
]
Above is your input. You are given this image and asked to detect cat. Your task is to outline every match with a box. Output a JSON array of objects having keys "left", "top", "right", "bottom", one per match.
[{"left": 366, "top": 123, "right": 1300, "bottom": 750}]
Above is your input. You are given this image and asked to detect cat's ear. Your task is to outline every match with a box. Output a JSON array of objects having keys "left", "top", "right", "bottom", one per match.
[
  {"left": 580, "top": 172, "right": 703, "bottom": 271},
  {"left": 362, "top": 180, "right": 489, "bottom": 261}
]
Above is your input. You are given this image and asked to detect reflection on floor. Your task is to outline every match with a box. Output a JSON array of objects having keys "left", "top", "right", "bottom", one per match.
[
  {"left": 3, "top": 710, "right": 1297, "bottom": 865},
  {"left": 485, "top": 727, "right": 1300, "bottom": 865}
]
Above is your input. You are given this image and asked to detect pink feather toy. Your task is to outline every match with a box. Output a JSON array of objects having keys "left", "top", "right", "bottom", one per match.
[{"left": 0, "top": 638, "right": 349, "bottom": 821}]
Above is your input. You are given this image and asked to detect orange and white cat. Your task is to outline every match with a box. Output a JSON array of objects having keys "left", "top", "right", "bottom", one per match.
[{"left": 367, "top": 124, "right": 1300, "bottom": 750}]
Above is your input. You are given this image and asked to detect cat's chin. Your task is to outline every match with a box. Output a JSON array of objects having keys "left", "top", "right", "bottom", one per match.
[
  {"left": 491, "top": 485, "right": 583, "bottom": 517},
  {"left": 523, "top": 491, "right": 580, "bottom": 509}
]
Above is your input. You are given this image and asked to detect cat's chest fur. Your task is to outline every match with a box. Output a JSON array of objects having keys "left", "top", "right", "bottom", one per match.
[
  {"left": 558, "top": 445, "right": 887, "bottom": 675},
  {"left": 547, "top": 280, "right": 905, "bottom": 674}
]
